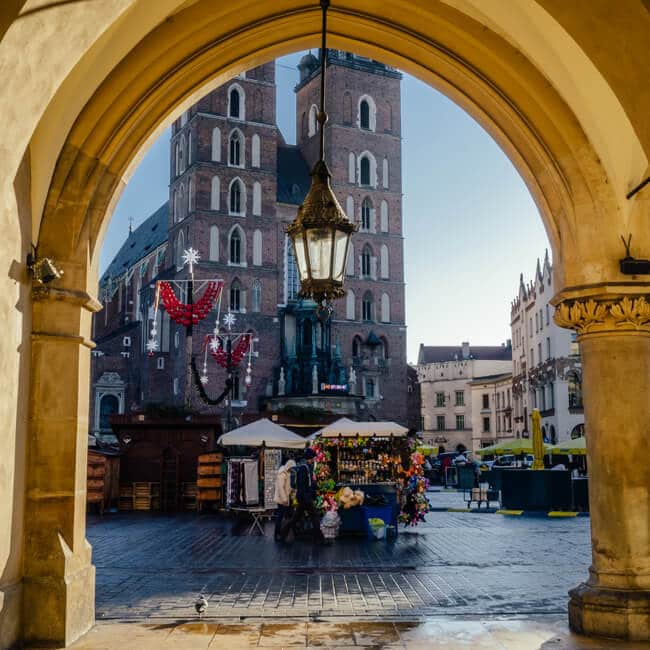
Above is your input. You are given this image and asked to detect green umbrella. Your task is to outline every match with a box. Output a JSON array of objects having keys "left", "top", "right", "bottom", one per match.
[
  {"left": 476, "top": 437, "right": 552, "bottom": 456},
  {"left": 548, "top": 436, "right": 587, "bottom": 455}
]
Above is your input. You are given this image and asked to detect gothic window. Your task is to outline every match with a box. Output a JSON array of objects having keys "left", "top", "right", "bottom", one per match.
[
  {"left": 229, "top": 130, "right": 242, "bottom": 166},
  {"left": 382, "top": 158, "right": 388, "bottom": 188},
  {"left": 210, "top": 176, "right": 220, "bottom": 210},
  {"left": 348, "top": 152, "right": 356, "bottom": 183},
  {"left": 229, "top": 86, "right": 242, "bottom": 118},
  {"left": 361, "top": 198, "right": 371, "bottom": 231},
  {"left": 346, "top": 195, "right": 354, "bottom": 219},
  {"left": 380, "top": 245, "right": 389, "bottom": 279},
  {"left": 230, "top": 280, "right": 241, "bottom": 311},
  {"left": 252, "top": 181, "right": 262, "bottom": 215},
  {"left": 380, "top": 292, "right": 390, "bottom": 323},
  {"left": 360, "top": 99, "right": 370, "bottom": 129},
  {"left": 99, "top": 394, "right": 119, "bottom": 431},
  {"left": 346, "top": 289, "right": 355, "bottom": 320},
  {"left": 286, "top": 237, "right": 299, "bottom": 302},
  {"left": 380, "top": 200, "right": 388, "bottom": 232},
  {"left": 352, "top": 336, "right": 362, "bottom": 358},
  {"left": 346, "top": 241, "right": 355, "bottom": 276},
  {"left": 209, "top": 225, "right": 219, "bottom": 261},
  {"left": 252, "top": 229, "right": 262, "bottom": 266},
  {"left": 251, "top": 134, "right": 261, "bottom": 167},
  {"left": 188, "top": 176, "right": 195, "bottom": 213},
  {"left": 308, "top": 104, "right": 318, "bottom": 137},
  {"left": 362, "top": 291, "right": 374, "bottom": 321},
  {"left": 361, "top": 245, "right": 372, "bottom": 277},
  {"left": 229, "top": 179, "right": 243, "bottom": 215},
  {"left": 229, "top": 229, "right": 242, "bottom": 264},
  {"left": 360, "top": 156, "right": 371, "bottom": 186},
  {"left": 175, "top": 230, "right": 185, "bottom": 269},
  {"left": 252, "top": 279, "right": 261, "bottom": 312},
  {"left": 211, "top": 126, "right": 221, "bottom": 161},
  {"left": 568, "top": 372, "right": 583, "bottom": 408}
]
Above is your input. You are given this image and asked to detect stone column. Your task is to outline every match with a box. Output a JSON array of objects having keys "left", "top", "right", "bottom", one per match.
[
  {"left": 554, "top": 294, "right": 650, "bottom": 641},
  {"left": 23, "top": 286, "right": 100, "bottom": 646}
]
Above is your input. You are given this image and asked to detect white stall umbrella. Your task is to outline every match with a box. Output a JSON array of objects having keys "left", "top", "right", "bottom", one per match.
[{"left": 217, "top": 418, "right": 307, "bottom": 449}]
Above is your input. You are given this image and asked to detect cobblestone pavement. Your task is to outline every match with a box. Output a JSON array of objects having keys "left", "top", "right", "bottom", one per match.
[{"left": 89, "top": 491, "right": 591, "bottom": 622}]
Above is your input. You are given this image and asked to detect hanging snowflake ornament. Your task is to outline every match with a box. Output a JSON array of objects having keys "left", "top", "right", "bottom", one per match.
[
  {"left": 146, "top": 339, "right": 159, "bottom": 353},
  {"left": 223, "top": 311, "right": 236, "bottom": 330},
  {"left": 200, "top": 374, "right": 209, "bottom": 385},
  {"left": 208, "top": 337, "right": 221, "bottom": 352},
  {"left": 181, "top": 247, "right": 201, "bottom": 274}
]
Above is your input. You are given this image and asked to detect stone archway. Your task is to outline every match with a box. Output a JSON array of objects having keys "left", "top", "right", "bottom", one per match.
[{"left": 2, "top": 1, "right": 648, "bottom": 646}]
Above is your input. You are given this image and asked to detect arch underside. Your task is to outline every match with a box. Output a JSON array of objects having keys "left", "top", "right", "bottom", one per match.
[{"left": 35, "top": 1, "right": 643, "bottom": 300}]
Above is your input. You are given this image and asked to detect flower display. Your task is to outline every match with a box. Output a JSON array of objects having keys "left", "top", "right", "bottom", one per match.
[{"left": 398, "top": 450, "right": 431, "bottom": 526}]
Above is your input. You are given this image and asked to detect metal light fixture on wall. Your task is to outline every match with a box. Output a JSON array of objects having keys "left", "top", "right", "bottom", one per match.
[
  {"left": 286, "top": 0, "right": 357, "bottom": 317},
  {"left": 27, "top": 246, "right": 64, "bottom": 285}
]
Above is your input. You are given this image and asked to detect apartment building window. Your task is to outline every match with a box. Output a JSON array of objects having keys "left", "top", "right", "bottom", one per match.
[
  {"left": 537, "top": 342, "right": 542, "bottom": 364},
  {"left": 546, "top": 337, "right": 551, "bottom": 360},
  {"left": 540, "top": 308, "right": 544, "bottom": 330},
  {"left": 496, "top": 393, "right": 500, "bottom": 409},
  {"left": 539, "top": 386, "right": 546, "bottom": 411},
  {"left": 435, "top": 392, "right": 445, "bottom": 407},
  {"left": 535, "top": 312, "right": 539, "bottom": 332},
  {"left": 548, "top": 383, "right": 555, "bottom": 409},
  {"left": 507, "top": 388, "right": 511, "bottom": 407},
  {"left": 455, "top": 390, "right": 464, "bottom": 406},
  {"left": 530, "top": 348, "right": 534, "bottom": 366},
  {"left": 456, "top": 414, "right": 464, "bottom": 430},
  {"left": 436, "top": 415, "right": 445, "bottom": 431},
  {"left": 530, "top": 317, "right": 533, "bottom": 334},
  {"left": 482, "top": 417, "right": 490, "bottom": 433},
  {"left": 482, "top": 393, "right": 489, "bottom": 409},
  {"left": 546, "top": 304, "right": 550, "bottom": 325}
]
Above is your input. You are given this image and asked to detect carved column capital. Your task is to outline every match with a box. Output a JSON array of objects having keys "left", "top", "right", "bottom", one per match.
[{"left": 554, "top": 295, "right": 650, "bottom": 335}]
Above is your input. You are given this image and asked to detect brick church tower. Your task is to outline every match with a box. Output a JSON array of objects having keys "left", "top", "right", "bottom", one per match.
[
  {"left": 291, "top": 51, "right": 407, "bottom": 423},
  {"left": 91, "top": 54, "right": 408, "bottom": 435}
]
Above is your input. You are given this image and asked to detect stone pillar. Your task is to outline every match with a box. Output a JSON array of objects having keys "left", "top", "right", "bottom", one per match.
[
  {"left": 23, "top": 286, "right": 100, "bottom": 646},
  {"left": 554, "top": 294, "right": 650, "bottom": 641}
]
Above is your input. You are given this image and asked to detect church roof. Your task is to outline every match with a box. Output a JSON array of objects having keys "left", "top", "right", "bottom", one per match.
[
  {"left": 418, "top": 344, "right": 512, "bottom": 364},
  {"left": 276, "top": 145, "right": 311, "bottom": 205},
  {"left": 101, "top": 202, "right": 168, "bottom": 285}
]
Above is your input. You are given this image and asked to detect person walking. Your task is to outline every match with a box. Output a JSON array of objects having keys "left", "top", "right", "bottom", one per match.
[
  {"left": 278, "top": 448, "right": 324, "bottom": 543},
  {"left": 273, "top": 458, "right": 295, "bottom": 541}
]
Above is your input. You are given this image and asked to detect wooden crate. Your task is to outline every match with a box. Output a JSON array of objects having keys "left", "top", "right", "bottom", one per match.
[
  {"left": 197, "top": 489, "right": 220, "bottom": 501},
  {"left": 87, "top": 465, "right": 106, "bottom": 478},
  {"left": 198, "top": 464, "right": 220, "bottom": 476},
  {"left": 197, "top": 477, "right": 222, "bottom": 488},
  {"left": 199, "top": 452, "right": 224, "bottom": 464}
]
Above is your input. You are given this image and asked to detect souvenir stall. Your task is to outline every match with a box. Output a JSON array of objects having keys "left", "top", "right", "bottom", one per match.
[
  {"left": 309, "top": 421, "right": 430, "bottom": 539},
  {"left": 217, "top": 418, "right": 306, "bottom": 533}
]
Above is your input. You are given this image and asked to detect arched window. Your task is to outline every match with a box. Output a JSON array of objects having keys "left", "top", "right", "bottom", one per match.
[
  {"left": 358, "top": 95, "right": 376, "bottom": 131},
  {"left": 252, "top": 182, "right": 262, "bottom": 216},
  {"left": 348, "top": 152, "right": 356, "bottom": 183},
  {"left": 361, "top": 245, "right": 372, "bottom": 278},
  {"left": 229, "top": 179, "right": 244, "bottom": 215},
  {"left": 229, "top": 86, "right": 242, "bottom": 119},
  {"left": 188, "top": 176, "right": 195, "bottom": 213},
  {"left": 360, "top": 156, "right": 371, "bottom": 186},
  {"left": 346, "top": 289, "right": 355, "bottom": 320},
  {"left": 211, "top": 126, "right": 221, "bottom": 161},
  {"left": 99, "top": 394, "right": 120, "bottom": 431},
  {"left": 179, "top": 134, "right": 186, "bottom": 173},
  {"left": 175, "top": 230, "right": 185, "bottom": 269},
  {"left": 360, "top": 100, "right": 370, "bottom": 129},
  {"left": 252, "top": 279, "right": 262, "bottom": 312},
  {"left": 209, "top": 225, "right": 219, "bottom": 261},
  {"left": 352, "top": 336, "right": 362, "bottom": 358},
  {"left": 229, "top": 130, "right": 242, "bottom": 166},
  {"left": 346, "top": 241, "right": 355, "bottom": 276},
  {"left": 382, "top": 158, "right": 389, "bottom": 188},
  {"left": 253, "top": 229, "right": 262, "bottom": 266},
  {"left": 251, "top": 134, "right": 261, "bottom": 167},
  {"left": 308, "top": 104, "right": 318, "bottom": 137},
  {"left": 362, "top": 291, "right": 374, "bottom": 321},
  {"left": 229, "top": 228, "right": 242, "bottom": 264},
  {"left": 380, "top": 200, "right": 389, "bottom": 232},
  {"left": 210, "top": 176, "right": 220, "bottom": 210},
  {"left": 187, "top": 131, "right": 193, "bottom": 165},
  {"left": 177, "top": 183, "right": 185, "bottom": 220},
  {"left": 365, "top": 378, "right": 376, "bottom": 398},
  {"left": 380, "top": 292, "right": 390, "bottom": 323},
  {"left": 568, "top": 372, "right": 583, "bottom": 408},
  {"left": 361, "top": 198, "right": 371, "bottom": 231},
  {"left": 380, "top": 244, "right": 389, "bottom": 279},
  {"left": 346, "top": 195, "right": 354, "bottom": 219},
  {"left": 230, "top": 280, "right": 241, "bottom": 312}
]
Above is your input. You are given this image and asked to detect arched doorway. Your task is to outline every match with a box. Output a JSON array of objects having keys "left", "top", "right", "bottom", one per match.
[{"left": 2, "top": 2, "right": 647, "bottom": 646}]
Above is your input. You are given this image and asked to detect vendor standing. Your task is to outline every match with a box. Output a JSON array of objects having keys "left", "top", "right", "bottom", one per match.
[
  {"left": 278, "top": 449, "right": 324, "bottom": 544},
  {"left": 273, "top": 458, "right": 295, "bottom": 541}
]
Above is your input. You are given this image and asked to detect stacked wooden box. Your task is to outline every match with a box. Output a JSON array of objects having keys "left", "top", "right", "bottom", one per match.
[
  {"left": 118, "top": 482, "right": 160, "bottom": 511},
  {"left": 119, "top": 484, "right": 134, "bottom": 511},
  {"left": 182, "top": 482, "right": 198, "bottom": 511},
  {"left": 87, "top": 452, "right": 107, "bottom": 515},
  {"left": 197, "top": 452, "right": 224, "bottom": 512}
]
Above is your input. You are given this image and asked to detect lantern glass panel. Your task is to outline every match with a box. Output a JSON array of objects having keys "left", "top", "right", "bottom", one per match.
[
  {"left": 292, "top": 233, "right": 310, "bottom": 281},
  {"left": 306, "top": 227, "right": 333, "bottom": 280},
  {"left": 333, "top": 230, "right": 349, "bottom": 282}
]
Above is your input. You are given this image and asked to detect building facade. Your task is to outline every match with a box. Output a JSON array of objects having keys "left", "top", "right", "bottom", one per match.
[
  {"left": 510, "top": 251, "right": 584, "bottom": 443},
  {"left": 416, "top": 342, "right": 512, "bottom": 452},
  {"left": 468, "top": 372, "right": 513, "bottom": 451},
  {"left": 91, "top": 54, "right": 408, "bottom": 437}
]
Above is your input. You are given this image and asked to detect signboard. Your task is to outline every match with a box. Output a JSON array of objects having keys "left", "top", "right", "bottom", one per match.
[{"left": 320, "top": 383, "right": 348, "bottom": 393}]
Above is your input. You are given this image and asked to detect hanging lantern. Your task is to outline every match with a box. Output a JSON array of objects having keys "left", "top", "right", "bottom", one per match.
[{"left": 286, "top": 0, "right": 357, "bottom": 307}]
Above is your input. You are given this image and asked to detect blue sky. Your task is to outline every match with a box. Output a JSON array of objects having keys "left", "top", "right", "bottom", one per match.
[{"left": 101, "top": 52, "right": 549, "bottom": 364}]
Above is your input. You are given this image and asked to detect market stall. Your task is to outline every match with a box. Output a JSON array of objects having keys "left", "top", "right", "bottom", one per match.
[
  {"left": 309, "top": 421, "right": 430, "bottom": 539},
  {"left": 217, "top": 418, "right": 306, "bottom": 530}
]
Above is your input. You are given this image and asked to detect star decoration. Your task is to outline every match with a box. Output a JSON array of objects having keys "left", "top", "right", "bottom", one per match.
[
  {"left": 200, "top": 375, "right": 209, "bottom": 385},
  {"left": 146, "top": 339, "right": 159, "bottom": 353},
  {"left": 181, "top": 247, "right": 201, "bottom": 273},
  {"left": 223, "top": 311, "right": 236, "bottom": 330},
  {"left": 208, "top": 337, "right": 221, "bottom": 352}
]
